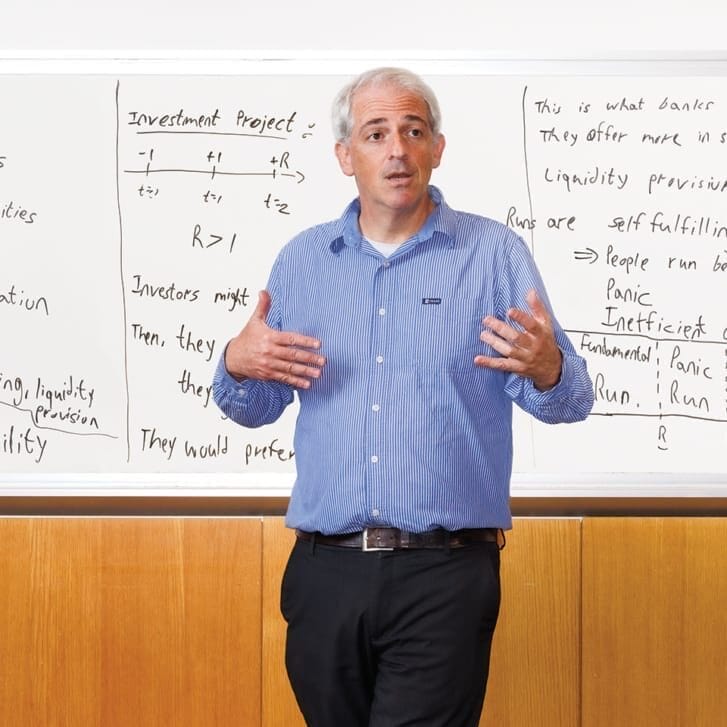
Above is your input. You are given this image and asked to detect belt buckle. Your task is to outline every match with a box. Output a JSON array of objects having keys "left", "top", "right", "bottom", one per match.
[{"left": 362, "top": 527, "right": 394, "bottom": 552}]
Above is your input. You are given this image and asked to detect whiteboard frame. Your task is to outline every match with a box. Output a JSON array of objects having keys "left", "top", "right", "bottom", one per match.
[
  {"left": 1, "top": 49, "right": 727, "bottom": 76},
  {"left": 0, "top": 473, "right": 726, "bottom": 500}
]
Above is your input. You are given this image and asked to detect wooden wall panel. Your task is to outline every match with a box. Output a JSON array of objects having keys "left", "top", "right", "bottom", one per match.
[
  {"left": 582, "top": 517, "right": 727, "bottom": 727},
  {"left": 0, "top": 519, "right": 103, "bottom": 727},
  {"left": 261, "top": 517, "right": 304, "bottom": 727},
  {"left": 14, "top": 514, "right": 726, "bottom": 726},
  {"left": 0, "top": 518, "right": 262, "bottom": 727},
  {"left": 481, "top": 518, "right": 581, "bottom": 727}
]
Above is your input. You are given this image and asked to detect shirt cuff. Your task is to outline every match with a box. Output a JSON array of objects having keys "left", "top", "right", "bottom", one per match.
[
  {"left": 214, "top": 348, "right": 259, "bottom": 401},
  {"left": 523, "top": 348, "right": 570, "bottom": 401}
]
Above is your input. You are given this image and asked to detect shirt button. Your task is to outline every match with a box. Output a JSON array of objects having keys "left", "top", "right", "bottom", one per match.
[
  {"left": 378, "top": 307, "right": 386, "bottom": 316},
  {"left": 237, "top": 388, "right": 247, "bottom": 396},
  {"left": 376, "top": 355, "right": 384, "bottom": 364},
  {"left": 371, "top": 455, "right": 379, "bottom": 463},
  {"left": 372, "top": 509, "right": 381, "bottom": 518},
  {"left": 372, "top": 404, "right": 380, "bottom": 412}
]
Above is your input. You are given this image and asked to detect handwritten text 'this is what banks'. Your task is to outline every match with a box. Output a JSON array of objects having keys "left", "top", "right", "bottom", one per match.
[{"left": 534, "top": 95, "right": 723, "bottom": 146}]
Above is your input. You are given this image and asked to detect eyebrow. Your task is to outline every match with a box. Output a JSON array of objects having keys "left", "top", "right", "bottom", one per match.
[{"left": 360, "top": 114, "right": 429, "bottom": 129}]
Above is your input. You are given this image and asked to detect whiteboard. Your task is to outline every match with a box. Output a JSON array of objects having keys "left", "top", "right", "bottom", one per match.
[{"left": 2, "top": 57, "right": 727, "bottom": 495}]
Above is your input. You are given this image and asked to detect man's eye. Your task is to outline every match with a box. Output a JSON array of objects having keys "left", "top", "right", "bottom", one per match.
[
  {"left": 369, "top": 132, "right": 383, "bottom": 141},
  {"left": 409, "top": 128, "right": 423, "bottom": 137}
]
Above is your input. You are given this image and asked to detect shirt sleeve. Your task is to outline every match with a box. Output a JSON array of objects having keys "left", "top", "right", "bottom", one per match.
[
  {"left": 498, "top": 233, "right": 594, "bottom": 424},
  {"left": 211, "top": 252, "right": 295, "bottom": 428}
]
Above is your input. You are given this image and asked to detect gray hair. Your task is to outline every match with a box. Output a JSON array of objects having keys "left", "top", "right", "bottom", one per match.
[{"left": 331, "top": 67, "right": 442, "bottom": 143}]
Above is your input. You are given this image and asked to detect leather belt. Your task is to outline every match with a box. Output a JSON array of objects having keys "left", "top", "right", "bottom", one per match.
[{"left": 295, "top": 527, "right": 500, "bottom": 551}]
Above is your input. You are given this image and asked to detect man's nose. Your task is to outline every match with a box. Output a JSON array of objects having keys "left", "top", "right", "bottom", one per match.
[{"left": 388, "top": 133, "right": 407, "bottom": 158}]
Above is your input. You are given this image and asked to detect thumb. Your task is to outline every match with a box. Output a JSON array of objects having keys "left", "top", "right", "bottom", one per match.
[{"left": 251, "top": 289, "right": 272, "bottom": 322}]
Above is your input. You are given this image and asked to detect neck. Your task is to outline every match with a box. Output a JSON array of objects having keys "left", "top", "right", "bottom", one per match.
[{"left": 358, "top": 195, "right": 435, "bottom": 244}]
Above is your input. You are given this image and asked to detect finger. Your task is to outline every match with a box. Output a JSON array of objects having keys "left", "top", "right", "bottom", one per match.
[
  {"left": 263, "top": 342, "right": 325, "bottom": 373},
  {"left": 482, "top": 315, "right": 520, "bottom": 344},
  {"left": 525, "top": 288, "right": 551, "bottom": 323},
  {"left": 480, "top": 330, "right": 516, "bottom": 358},
  {"left": 278, "top": 371, "right": 316, "bottom": 389},
  {"left": 274, "top": 344, "right": 326, "bottom": 368},
  {"left": 482, "top": 331, "right": 538, "bottom": 365},
  {"left": 276, "top": 329, "right": 322, "bottom": 351},
  {"left": 272, "top": 360, "right": 324, "bottom": 389},
  {"left": 474, "top": 353, "right": 524, "bottom": 374},
  {"left": 250, "top": 351, "right": 322, "bottom": 387},
  {"left": 506, "top": 306, "right": 539, "bottom": 335},
  {"left": 290, "top": 346, "right": 326, "bottom": 366},
  {"left": 268, "top": 330, "right": 323, "bottom": 356}
]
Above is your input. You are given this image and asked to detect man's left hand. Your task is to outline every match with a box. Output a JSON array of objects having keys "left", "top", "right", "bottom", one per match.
[{"left": 474, "top": 288, "right": 562, "bottom": 391}]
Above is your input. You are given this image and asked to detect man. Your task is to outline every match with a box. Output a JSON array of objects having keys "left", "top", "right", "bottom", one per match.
[{"left": 213, "top": 67, "right": 593, "bottom": 727}]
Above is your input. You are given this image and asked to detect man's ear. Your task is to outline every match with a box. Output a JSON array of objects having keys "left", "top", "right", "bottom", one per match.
[
  {"left": 334, "top": 141, "right": 354, "bottom": 177},
  {"left": 432, "top": 133, "right": 446, "bottom": 169}
]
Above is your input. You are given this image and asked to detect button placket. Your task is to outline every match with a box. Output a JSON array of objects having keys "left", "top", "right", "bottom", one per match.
[{"left": 367, "top": 260, "right": 391, "bottom": 520}]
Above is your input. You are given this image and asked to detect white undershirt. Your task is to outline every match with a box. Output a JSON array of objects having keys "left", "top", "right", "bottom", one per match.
[{"left": 364, "top": 237, "right": 405, "bottom": 258}]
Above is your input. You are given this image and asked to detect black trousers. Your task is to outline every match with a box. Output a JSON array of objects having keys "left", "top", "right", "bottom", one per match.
[{"left": 280, "top": 537, "right": 501, "bottom": 727}]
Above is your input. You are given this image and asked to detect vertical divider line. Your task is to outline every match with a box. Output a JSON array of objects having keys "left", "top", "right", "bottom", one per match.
[
  {"left": 115, "top": 79, "right": 131, "bottom": 462},
  {"left": 521, "top": 83, "right": 538, "bottom": 468},
  {"left": 521, "top": 84, "right": 536, "bottom": 259}
]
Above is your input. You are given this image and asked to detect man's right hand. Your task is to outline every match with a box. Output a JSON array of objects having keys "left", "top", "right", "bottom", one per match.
[{"left": 224, "top": 290, "right": 326, "bottom": 389}]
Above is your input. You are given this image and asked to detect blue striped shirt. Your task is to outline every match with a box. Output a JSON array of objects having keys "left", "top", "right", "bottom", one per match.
[{"left": 213, "top": 187, "right": 593, "bottom": 533}]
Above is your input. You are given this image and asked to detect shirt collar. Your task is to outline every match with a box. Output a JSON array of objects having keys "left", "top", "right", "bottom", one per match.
[{"left": 329, "top": 185, "right": 457, "bottom": 254}]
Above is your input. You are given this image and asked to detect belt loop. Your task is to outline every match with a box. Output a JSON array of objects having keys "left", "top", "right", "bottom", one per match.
[
  {"left": 309, "top": 531, "right": 317, "bottom": 554},
  {"left": 497, "top": 528, "right": 506, "bottom": 551},
  {"left": 444, "top": 530, "right": 451, "bottom": 556}
]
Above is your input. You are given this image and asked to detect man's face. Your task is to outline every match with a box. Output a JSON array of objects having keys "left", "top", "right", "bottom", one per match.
[{"left": 335, "top": 82, "right": 445, "bottom": 220}]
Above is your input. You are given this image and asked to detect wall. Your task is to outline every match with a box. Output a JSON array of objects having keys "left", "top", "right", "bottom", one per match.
[{"left": 1, "top": 1, "right": 725, "bottom": 54}]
